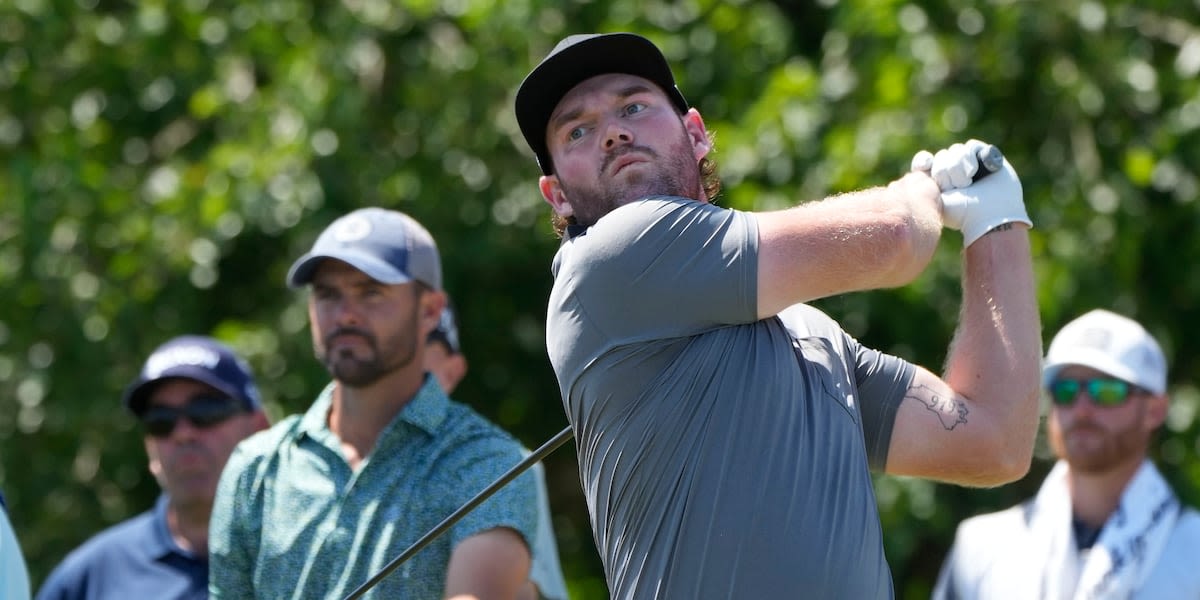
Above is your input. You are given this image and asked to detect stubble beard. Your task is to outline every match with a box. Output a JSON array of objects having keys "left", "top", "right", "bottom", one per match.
[
  {"left": 1050, "top": 415, "right": 1147, "bottom": 475},
  {"left": 318, "top": 308, "right": 419, "bottom": 388},
  {"left": 560, "top": 130, "right": 703, "bottom": 228}
]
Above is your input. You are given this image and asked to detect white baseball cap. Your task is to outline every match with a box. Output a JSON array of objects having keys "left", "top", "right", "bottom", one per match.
[{"left": 1043, "top": 309, "right": 1167, "bottom": 395}]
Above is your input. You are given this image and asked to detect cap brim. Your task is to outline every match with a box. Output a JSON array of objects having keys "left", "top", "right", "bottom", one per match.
[
  {"left": 286, "top": 250, "right": 415, "bottom": 288},
  {"left": 515, "top": 33, "right": 688, "bottom": 175}
]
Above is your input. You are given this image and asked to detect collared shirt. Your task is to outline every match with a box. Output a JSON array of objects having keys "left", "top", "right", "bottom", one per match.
[
  {"left": 209, "top": 376, "right": 538, "bottom": 599},
  {"left": 547, "top": 198, "right": 912, "bottom": 598},
  {"left": 35, "top": 496, "right": 206, "bottom": 600}
]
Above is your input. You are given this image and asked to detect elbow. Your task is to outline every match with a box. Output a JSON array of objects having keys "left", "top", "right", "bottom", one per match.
[
  {"left": 979, "top": 448, "right": 1033, "bottom": 487},
  {"left": 971, "top": 420, "right": 1038, "bottom": 486}
]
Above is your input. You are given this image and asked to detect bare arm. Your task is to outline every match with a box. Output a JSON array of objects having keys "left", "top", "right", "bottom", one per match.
[
  {"left": 754, "top": 171, "right": 943, "bottom": 318},
  {"left": 885, "top": 225, "right": 1042, "bottom": 486},
  {"left": 444, "top": 527, "right": 531, "bottom": 600}
]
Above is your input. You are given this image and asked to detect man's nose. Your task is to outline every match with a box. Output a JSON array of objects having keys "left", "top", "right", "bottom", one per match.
[{"left": 602, "top": 122, "right": 633, "bottom": 150}]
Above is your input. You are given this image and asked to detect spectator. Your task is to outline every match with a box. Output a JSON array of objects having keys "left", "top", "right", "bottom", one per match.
[
  {"left": 36, "top": 336, "right": 268, "bottom": 600},
  {"left": 209, "top": 207, "right": 538, "bottom": 599},
  {"left": 935, "top": 309, "right": 1200, "bottom": 599}
]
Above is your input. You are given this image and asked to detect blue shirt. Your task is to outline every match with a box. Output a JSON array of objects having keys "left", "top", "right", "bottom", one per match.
[
  {"left": 2, "top": 505, "right": 31, "bottom": 600},
  {"left": 35, "top": 496, "right": 206, "bottom": 600},
  {"left": 209, "top": 376, "right": 538, "bottom": 599}
]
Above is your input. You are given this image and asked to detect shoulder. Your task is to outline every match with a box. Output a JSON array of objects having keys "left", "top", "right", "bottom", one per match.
[
  {"left": 440, "top": 401, "right": 522, "bottom": 450},
  {"left": 777, "top": 304, "right": 840, "bottom": 336},
  {"left": 39, "top": 510, "right": 157, "bottom": 590},
  {"left": 431, "top": 401, "right": 529, "bottom": 471},
  {"left": 1170, "top": 505, "right": 1200, "bottom": 542},
  {"left": 221, "top": 415, "right": 304, "bottom": 480},
  {"left": 230, "top": 415, "right": 303, "bottom": 460},
  {"left": 576, "top": 198, "right": 745, "bottom": 250},
  {"left": 1140, "top": 505, "right": 1200, "bottom": 594}
]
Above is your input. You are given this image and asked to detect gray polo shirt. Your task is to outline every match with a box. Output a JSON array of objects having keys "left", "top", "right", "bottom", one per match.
[{"left": 547, "top": 197, "right": 913, "bottom": 599}]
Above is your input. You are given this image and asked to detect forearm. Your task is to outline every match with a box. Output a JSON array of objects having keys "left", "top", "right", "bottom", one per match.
[
  {"left": 755, "top": 172, "right": 942, "bottom": 317},
  {"left": 944, "top": 224, "right": 1041, "bottom": 476}
]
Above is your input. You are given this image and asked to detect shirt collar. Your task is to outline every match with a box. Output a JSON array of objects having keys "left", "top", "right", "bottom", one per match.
[
  {"left": 296, "top": 376, "right": 450, "bottom": 443},
  {"left": 150, "top": 494, "right": 198, "bottom": 561}
]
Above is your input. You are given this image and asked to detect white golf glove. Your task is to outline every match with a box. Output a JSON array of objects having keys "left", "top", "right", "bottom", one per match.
[{"left": 911, "top": 140, "right": 1031, "bottom": 246}]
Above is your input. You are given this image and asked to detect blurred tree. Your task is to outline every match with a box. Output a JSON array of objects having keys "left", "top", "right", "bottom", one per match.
[{"left": 1, "top": 1, "right": 1197, "bottom": 598}]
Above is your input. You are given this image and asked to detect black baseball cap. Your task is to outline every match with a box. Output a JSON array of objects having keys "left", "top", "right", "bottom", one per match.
[{"left": 515, "top": 32, "right": 689, "bottom": 175}]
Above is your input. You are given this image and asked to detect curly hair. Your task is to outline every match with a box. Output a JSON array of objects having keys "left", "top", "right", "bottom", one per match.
[{"left": 550, "top": 136, "right": 721, "bottom": 238}]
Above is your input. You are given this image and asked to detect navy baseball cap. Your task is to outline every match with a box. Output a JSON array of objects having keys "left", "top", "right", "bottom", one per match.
[
  {"left": 123, "top": 335, "right": 262, "bottom": 416},
  {"left": 515, "top": 32, "right": 689, "bottom": 175},
  {"left": 286, "top": 207, "right": 443, "bottom": 290},
  {"left": 428, "top": 303, "right": 461, "bottom": 355}
]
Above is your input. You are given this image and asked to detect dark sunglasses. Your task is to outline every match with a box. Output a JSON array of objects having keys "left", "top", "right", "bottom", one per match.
[
  {"left": 1048, "top": 378, "right": 1142, "bottom": 408},
  {"left": 141, "top": 395, "right": 244, "bottom": 438}
]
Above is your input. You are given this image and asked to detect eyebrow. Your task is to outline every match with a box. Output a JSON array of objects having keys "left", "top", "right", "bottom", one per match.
[{"left": 549, "top": 83, "right": 658, "bottom": 135}]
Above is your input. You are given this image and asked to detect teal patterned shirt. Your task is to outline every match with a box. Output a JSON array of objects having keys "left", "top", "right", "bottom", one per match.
[{"left": 208, "top": 376, "right": 538, "bottom": 599}]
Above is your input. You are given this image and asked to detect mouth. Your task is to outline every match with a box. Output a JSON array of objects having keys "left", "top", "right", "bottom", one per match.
[
  {"left": 170, "top": 449, "right": 212, "bottom": 471},
  {"left": 611, "top": 156, "right": 645, "bottom": 175},
  {"left": 604, "top": 148, "right": 652, "bottom": 176},
  {"left": 328, "top": 331, "right": 370, "bottom": 349}
]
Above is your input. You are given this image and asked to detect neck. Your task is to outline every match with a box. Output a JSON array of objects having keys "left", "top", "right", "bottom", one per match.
[
  {"left": 167, "top": 500, "right": 211, "bottom": 557},
  {"left": 1067, "top": 457, "right": 1146, "bottom": 528},
  {"left": 329, "top": 367, "right": 425, "bottom": 468}
]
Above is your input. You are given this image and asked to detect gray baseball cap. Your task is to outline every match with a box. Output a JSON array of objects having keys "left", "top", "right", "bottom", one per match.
[{"left": 287, "top": 207, "right": 442, "bottom": 290}]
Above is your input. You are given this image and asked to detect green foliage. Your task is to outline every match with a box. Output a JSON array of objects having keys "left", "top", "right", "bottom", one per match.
[{"left": 2, "top": 1, "right": 1199, "bottom": 597}]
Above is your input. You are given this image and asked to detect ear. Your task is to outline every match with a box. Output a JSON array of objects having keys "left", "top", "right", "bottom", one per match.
[
  {"left": 250, "top": 410, "right": 271, "bottom": 432},
  {"left": 144, "top": 438, "right": 166, "bottom": 487},
  {"left": 539, "top": 175, "right": 574, "bottom": 219},
  {"left": 419, "top": 289, "right": 448, "bottom": 338},
  {"left": 683, "top": 108, "right": 712, "bottom": 162},
  {"left": 1142, "top": 392, "right": 1169, "bottom": 431}
]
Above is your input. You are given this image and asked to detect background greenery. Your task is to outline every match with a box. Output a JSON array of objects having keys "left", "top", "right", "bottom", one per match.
[{"left": 3, "top": 0, "right": 1199, "bottom": 597}]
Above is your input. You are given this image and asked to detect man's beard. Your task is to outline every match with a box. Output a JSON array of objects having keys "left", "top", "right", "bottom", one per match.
[
  {"left": 559, "top": 129, "right": 703, "bottom": 228},
  {"left": 317, "top": 309, "right": 419, "bottom": 388},
  {"left": 1050, "top": 413, "right": 1148, "bottom": 474}
]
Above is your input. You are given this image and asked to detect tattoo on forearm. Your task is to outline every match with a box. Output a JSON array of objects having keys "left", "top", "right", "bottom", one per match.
[{"left": 907, "top": 384, "right": 969, "bottom": 430}]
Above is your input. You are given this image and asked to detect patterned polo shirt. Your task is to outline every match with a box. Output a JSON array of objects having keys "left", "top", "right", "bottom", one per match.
[{"left": 208, "top": 376, "right": 538, "bottom": 599}]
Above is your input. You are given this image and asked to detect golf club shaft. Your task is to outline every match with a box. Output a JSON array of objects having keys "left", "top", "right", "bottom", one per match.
[{"left": 343, "top": 425, "right": 575, "bottom": 600}]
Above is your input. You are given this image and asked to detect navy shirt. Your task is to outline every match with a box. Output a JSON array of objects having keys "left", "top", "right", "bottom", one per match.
[{"left": 36, "top": 495, "right": 206, "bottom": 600}]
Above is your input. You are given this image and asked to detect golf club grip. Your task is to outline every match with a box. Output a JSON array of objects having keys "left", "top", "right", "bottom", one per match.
[{"left": 972, "top": 144, "right": 1004, "bottom": 182}]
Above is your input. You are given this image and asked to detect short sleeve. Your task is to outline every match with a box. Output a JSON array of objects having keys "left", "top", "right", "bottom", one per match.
[
  {"left": 847, "top": 334, "right": 915, "bottom": 471},
  {"left": 564, "top": 197, "right": 759, "bottom": 342}
]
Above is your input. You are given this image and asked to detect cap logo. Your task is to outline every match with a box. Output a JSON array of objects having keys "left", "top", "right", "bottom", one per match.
[
  {"left": 333, "top": 215, "right": 372, "bottom": 243},
  {"left": 1075, "top": 327, "right": 1112, "bottom": 351},
  {"left": 145, "top": 345, "right": 221, "bottom": 378}
]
